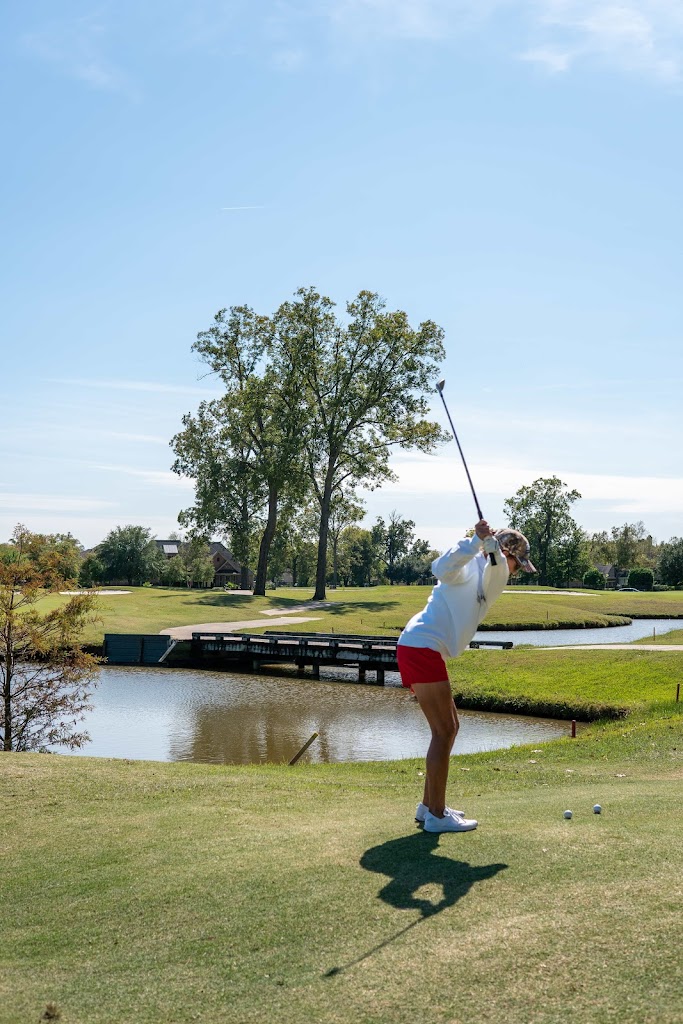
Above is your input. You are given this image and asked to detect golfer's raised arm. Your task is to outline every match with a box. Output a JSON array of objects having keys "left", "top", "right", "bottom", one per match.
[{"left": 431, "top": 534, "right": 483, "bottom": 581}]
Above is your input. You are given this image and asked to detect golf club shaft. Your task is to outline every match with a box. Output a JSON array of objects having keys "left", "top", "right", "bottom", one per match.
[{"left": 436, "top": 382, "right": 497, "bottom": 566}]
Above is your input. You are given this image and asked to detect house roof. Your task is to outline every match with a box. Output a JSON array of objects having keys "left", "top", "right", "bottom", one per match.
[
  {"left": 155, "top": 539, "right": 180, "bottom": 555},
  {"left": 209, "top": 541, "right": 241, "bottom": 573}
]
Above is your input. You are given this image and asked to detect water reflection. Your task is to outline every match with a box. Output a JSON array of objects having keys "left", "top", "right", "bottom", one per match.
[{"left": 59, "top": 666, "right": 569, "bottom": 765}]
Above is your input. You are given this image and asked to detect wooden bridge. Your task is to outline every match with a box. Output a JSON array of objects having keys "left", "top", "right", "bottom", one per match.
[
  {"left": 191, "top": 630, "right": 400, "bottom": 684},
  {"left": 103, "top": 630, "right": 514, "bottom": 681}
]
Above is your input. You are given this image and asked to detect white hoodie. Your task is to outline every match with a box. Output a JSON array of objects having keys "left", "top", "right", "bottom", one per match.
[{"left": 398, "top": 535, "right": 509, "bottom": 660}]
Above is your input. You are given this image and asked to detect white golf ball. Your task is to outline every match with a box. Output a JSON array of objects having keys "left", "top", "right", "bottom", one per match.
[
  {"left": 563, "top": 810, "right": 573, "bottom": 819},
  {"left": 593, "top": 804, "right": 602, "bottom": 814}
]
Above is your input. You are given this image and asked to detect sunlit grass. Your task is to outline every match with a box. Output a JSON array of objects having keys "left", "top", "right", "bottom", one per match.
[
  {"left": 3, "top": 706, "right": 682, "bottom": 1024},
  {"left": 38, "top": 584, "right": 683, "bottom": 645}
]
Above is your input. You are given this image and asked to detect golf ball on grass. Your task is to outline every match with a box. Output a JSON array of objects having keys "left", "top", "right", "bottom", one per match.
[
  {"left": 563, "top": 810, "right": 573, "bottom": 819},
  {"left": 593, "top": 804, "right": 602, "bottom": 814}
]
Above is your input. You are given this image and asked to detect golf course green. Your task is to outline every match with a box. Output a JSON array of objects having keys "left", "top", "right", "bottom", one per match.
[{"left": 3, "top": 586, "right": 682, "bottom": 1023}]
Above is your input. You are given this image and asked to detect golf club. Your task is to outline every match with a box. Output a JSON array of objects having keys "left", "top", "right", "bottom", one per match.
[{"left": 436, "top": 379, "right": 497, "bottom": 566}]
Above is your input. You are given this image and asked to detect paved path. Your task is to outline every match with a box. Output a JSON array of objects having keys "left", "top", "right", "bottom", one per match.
[
  {"left": 260, "top": 601, "right": 331, "bottom": 615},
  {"left": 542, "top": 644, "right": 683, "bottom": 651},
  {"left": 502, "top": 591, "right": 597, "bottom": 597},
  {"left": 160, "top": 616, "right": 322, "bottom": 640}
]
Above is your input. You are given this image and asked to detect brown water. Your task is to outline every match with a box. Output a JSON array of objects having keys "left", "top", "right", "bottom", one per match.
[{"left": 58, "top": 666, "right": 570, "bottom": 765}]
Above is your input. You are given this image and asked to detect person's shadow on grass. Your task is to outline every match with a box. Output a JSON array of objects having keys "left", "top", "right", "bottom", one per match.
[
  {"left": 360, "top": 832, "right": 508, "bottom": 918},
  {"left": 324, "top": 833, "right": 507, "bottom": 976}
]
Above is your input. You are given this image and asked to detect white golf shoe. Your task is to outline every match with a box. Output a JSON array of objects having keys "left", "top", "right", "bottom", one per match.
[
  {"left": 423, "top": 808, "right": 478, "bottom": 833},
  {"left": 415, "top": 801, "right": 464, "bottom": 822}
]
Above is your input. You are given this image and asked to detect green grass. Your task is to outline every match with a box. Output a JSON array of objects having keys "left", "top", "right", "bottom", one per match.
[
  {"left": 41, "top": 585, "right": 683, "bottom": 645},
  {"left": 2, "top": 708, "right": 682, "bottom": 1024},
  {"left": 448, "top": 647, "right": 683, "bottom": 720},
  {"left": 6, "top": 589, "right": 683, "bottom": 1022},
  {"left": 634, "top": 628, "right": 683, "bottom": 644}
]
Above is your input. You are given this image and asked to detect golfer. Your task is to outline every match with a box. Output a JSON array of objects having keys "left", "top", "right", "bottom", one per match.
[{"left": 397, "top": 520, "right": 536, "bottom": 833}]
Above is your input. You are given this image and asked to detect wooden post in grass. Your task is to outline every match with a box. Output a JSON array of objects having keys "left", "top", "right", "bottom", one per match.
[
  {"left": 676, "top": 683, "right": 680, "bottom": 703},
  {"left": 289, "top": 732, "right": 319, "bottom": 765},
  {"left": 571, "top": 720, "right": 576, "bottom": 738}
]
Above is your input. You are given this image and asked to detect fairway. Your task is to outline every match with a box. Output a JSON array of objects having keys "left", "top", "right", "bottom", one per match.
[
  {"left": 3, "top": 702, "right": 683, "bottom": 1024},
  {"left": 40, "top": 585, "right": 683, "bottom": 647}
]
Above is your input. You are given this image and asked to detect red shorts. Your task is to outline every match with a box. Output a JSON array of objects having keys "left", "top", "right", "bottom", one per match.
[{"left": 396, "top": 644, "right": 449, "bottom": 689}]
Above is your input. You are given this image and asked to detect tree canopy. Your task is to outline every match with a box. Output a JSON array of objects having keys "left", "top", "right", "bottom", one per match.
[
  {"left": 658, "top": 538, "right": 683, "bottom": 587},
  {"left": 97, "top": 525, "right": 163, "bottom": 586},
  {"left": 173, "top": 287, "right": 446, "bottom": 598},
  {"left": 503, "top": 476, "right": 588, "bottom": 586}
]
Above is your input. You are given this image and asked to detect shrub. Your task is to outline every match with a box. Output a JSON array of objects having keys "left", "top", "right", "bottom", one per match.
[
  {"left": 627, "top": 568, "right": 654, "bottom": 591},
  {"left": 583, "top": 568, "right": 606, "bottom": 590}
]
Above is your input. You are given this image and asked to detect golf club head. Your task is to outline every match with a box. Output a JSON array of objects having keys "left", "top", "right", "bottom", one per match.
[{"left": 436, "top": 379, "right": 445, "bottom": 393}]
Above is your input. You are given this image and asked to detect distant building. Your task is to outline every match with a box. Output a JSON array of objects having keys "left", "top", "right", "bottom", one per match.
[
  {"left": 154, "top": 539, "right": 253, "bottom": 589},
  {"left": 209, "top": 541, "right": 253, "bottom": 589},
  {"left": 593, "top": 564, "right": 629, "bottom": 590}
]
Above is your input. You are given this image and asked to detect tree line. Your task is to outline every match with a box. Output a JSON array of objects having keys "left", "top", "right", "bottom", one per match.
[{"left": 502, "top": 475, "right": 681, "bottom": 590}]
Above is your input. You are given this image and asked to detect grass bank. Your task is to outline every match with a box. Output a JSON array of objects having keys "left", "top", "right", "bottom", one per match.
[
  {"left": 42, "top": 585, "right": 683, "bottom": 645},
  {"left": 634, "top": 627, "right": 683, "bottom": 644},
  {"left": 3, "top": 704, "right": 682, "bottom": 1024},
  {"left": 448, "top": 647, "right": 683, "bottom": 720}
]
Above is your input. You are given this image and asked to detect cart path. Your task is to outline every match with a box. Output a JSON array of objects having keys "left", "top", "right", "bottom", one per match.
[{"left": 160, "top": 616, "right": 322, "bottom": 640}]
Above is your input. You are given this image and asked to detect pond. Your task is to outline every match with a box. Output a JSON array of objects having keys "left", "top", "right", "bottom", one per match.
[
  {"left": 474, "top": 617, "right": 681, "bottom": 647},
  {"left": 58, "top": 666, "right": 570, "bottom": 765}
]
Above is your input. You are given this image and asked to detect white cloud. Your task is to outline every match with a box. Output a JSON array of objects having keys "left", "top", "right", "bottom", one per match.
[
  {"left": 536, "top": 0, "right": 681, "bottom": 79},
  {"left": 380, "top": 452, "right": 683, "bottom": 513},
  {"left": 0, "top": 493, "right": 114, "bottom": 513},
  {"left": 46, "top": 378, "right": 221, "bottom": 397},
  {"left": 326, "top": 0, "right": 683, "bottom": 80},
  {"left": 0, "top": 514, "right": 184, "bottom": 548},
  {"left": 92, "top": 465, "right": 195, "bottom": 490},
  {"left": 519, "top": 45, "right": 574, "bottom": 71},
  {"left": 22, "top": 13, "right": 134, "bottom": 94}
]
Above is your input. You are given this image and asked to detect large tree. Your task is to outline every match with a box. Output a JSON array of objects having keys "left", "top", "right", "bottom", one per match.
[
  {"left": 588, "top": 522, "right": 649, "bottom": 574},
  {"left": 97, "top": 525, "right": 163, "bottom": 586},
  {"left": 16, "top": 531, "right": 83, "bottom": 588},
  {"left": 503, "top": 476, "right": 587, "bottom": 586},
  {"left": 372, "top": 511, "right": 416, "bottom": 585},
  {"left": 327, "top": 490, "right": 365, "bottom": 589},
  {"left": 173, "top": 397, "right": 263, "bottom": 591},
  {"left": 658, "top": 538, "right": 683, "bottom": 587},
  {"left": 274, "top": 288, "right": 446, "bottom": 599},
  {"left": 1, "top": 526, "right": 99, "bottom": 752},
  {"left": 172, "top": 305, "right": 309, "bottom": 595}
]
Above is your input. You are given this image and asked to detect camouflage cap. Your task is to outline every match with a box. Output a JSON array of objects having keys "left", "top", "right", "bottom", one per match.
[{"left": 495, "top": 529, "right": 537, "bottom": 573}]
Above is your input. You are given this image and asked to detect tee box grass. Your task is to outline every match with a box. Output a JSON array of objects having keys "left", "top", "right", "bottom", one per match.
[
  {"left": 3, "top": 706, "right": 682, "bottom": 1024},
  {"left": 6, "top": 585, "right": 683, "bottom": 1022}
]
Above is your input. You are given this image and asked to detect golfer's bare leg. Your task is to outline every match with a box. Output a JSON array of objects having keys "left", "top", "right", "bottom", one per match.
[{"left": 412, "top": 680, "right": 459, "bottom": 817}]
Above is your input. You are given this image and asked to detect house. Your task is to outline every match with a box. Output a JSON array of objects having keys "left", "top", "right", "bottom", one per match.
[
  {"left": 209, "top": 541, "right": 253, "bottom": 589},
  {"left": 154, "top": 539, "right": 253, "bottom": 589},
  {"left": 594, "top": 564, "right": 630, "bottom": 590}
]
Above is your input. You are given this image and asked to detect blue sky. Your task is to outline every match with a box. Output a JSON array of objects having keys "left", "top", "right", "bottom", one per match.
[{"left": 2, "top": 1, "right": 682, "bottom": 552}]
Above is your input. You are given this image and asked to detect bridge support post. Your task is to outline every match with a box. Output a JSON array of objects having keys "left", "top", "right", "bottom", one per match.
[
  {"left": 311, "top": 663, "right": 320, "bottom": 679},
  {"left": 376, "top": 667, "right": 385, "bottom": 686},
  {"left": 358, "top": 666, "right": 366, "bottom": 683}
]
